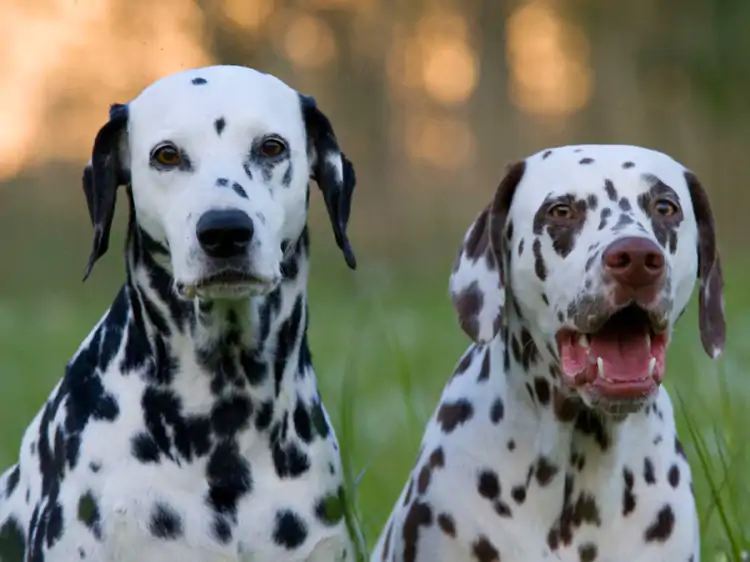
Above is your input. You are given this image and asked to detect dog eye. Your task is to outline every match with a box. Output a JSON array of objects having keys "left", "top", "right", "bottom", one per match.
[
  {"left": 151, "top": 143, "right": 181, "bottom": 168},
  {"left": 260, "top": 138, "right": 287, "bottom": 158},
  {"left": 547, "top": 203, "right": 574, "bottom": 220},
  {"left": 653, "top": 198, "right": 679, "bottom": 217}
]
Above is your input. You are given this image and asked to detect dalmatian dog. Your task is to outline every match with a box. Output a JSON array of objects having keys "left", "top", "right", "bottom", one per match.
[
  {"left": 0, "top": 65, "right": 360, "bottom": 562},
  {"left": 372, "top": 145, "right": 725, "bottom": 562}
]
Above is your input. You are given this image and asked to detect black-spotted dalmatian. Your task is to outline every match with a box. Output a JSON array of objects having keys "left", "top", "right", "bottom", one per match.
[
  {"left": 0, "top": 65, "right": 360, "bottom": 561},
  {"left": 372, "top": 145, "right": 725, "bottom": 562}
]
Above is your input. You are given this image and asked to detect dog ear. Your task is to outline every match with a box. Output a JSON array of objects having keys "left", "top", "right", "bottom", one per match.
[
  {"left": 82, "top": 103, "right": 130, "bottom": 281},
  {"left": 684, "top": 171, "right": 725, "bottom": 358},
  {"left": 450, "top": 161, "right": 526, "bottom": 343},
  {"left": 299, "top": 94, "right": 357, "bottom": 269}
]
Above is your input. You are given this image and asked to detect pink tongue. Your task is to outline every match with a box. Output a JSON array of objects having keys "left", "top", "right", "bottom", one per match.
[{"left": 589, "top": 332, "right": 650, "bottom": 381}]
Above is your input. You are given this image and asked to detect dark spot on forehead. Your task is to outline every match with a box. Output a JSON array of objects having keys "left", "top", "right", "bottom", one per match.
[
  {"left": 232, "top": 182, "right": 248, "bottom": 199},
  {"left": 214, "top": 118, "right": 226, "bottom": 136},
  {"left": 622, "top": 161, "right": 635, "bottom": 169},
  {"left": 542, "top": 149, "right": 553, "bottom": 159},
  {"left": 573, "top": 148, "right": 583, "bottom": 153},
  {"left": 191, "top": 77, "right": 207, "bottom": 85},
  {"left": 618, "top": 197, "right": 631, "bottom": 211},
  {"left": 579, "top": 157, "right": 594, "bottom": 165},
  {"left": 216, "top": 178, "right": 228, "bottom": 187},
  {"left": 612, "top": 213, "right": 634, "bottom": 231},
  {"left": 604, "top": 179, "right": 617, "bottom": 202}
]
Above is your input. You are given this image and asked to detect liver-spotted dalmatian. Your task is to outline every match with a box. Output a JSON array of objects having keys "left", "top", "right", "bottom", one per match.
[
  {"left": 0, "top": 65, "right": 360, "bottom": 562},
  {"left": 372, "top": 145, "right": 725, "bottom": 562}
]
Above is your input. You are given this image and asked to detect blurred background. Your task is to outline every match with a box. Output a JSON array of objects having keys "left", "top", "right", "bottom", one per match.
[{"left": 0, "top": 0, "right": 748, "bottom": 558}]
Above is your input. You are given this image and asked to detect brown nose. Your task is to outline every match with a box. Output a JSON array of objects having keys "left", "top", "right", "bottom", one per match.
[{"left": 602, "top": 236, "right": 665, "bottom": 288}]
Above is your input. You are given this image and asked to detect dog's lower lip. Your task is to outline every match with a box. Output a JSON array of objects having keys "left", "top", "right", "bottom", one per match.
[{"left": 196, "top": 271, "right": 270, "bottom": 288}]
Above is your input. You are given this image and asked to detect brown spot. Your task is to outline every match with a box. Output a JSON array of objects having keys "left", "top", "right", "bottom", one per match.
[
  {"left": 578, "top": 542, "right": 598, "bottom": 561},
  {"left": 477, "top": 470, "right": 500, "bottom": 499},
  {"left": 622, "top": 467, "right": 636, "bottom": 516},
  {"left": 402, "top": 501, "right": 433, "bottom": 562},
  {"left": 437, "top": 399, "right": 474, "bottom": 433},
  {"left": 437, "top": 513, "right": 456, "bottom": 538},
  {"left": 477, "top": 349, "right": 490, "bottom": 381},
  {"left": 644, "top": 505, "right": 675, "bottom": 542},
  {"left": 533, "top": 377, "right": 551, "bottom": 406},
  {"left": 535, "top": 457, "right": 559, "bottom": 486},
  {"left": 472, "top": 535, "right": 500, "bottom": 562},
  {"left": 532, "top": 238, "right": 547, "bottom": 281},
  {"left": 553, "top": 388, "right": 580, "bottom": 422},
  {"left": 579, "top": 158, "right": 594, "bottom": 165},
  {"left": 381, "top": 520, "right": 393, "bottom": 561},
  {"left": 490, "top": 398, "right": 504, "bottom": 424},
  {"left": 453, "top": 282, "right": 484, "bottom": 342},
  {"left": 622, "top": 161, "right": 635, "bottom": 169},
  {"left": 416, "top": 466, "right": 431, "bottom": 495},
  {"left": 668, "top": 464, "right": 680, "bottom": 488},
  {"left": 643, "top": 457, "right": 656, "bottom": 485}
]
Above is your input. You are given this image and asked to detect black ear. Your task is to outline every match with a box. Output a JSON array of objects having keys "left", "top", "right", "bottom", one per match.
[
  {"left": 82, "top": 103, "right": 129, "bottom": 281},
  {"left": 299, "top": 94, "right": 357, "bottom": 269},
  {"left": 684, "top": 171, "right": 725, "bottom": 359}
]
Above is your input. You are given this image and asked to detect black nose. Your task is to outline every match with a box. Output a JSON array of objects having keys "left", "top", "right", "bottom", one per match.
[{"left": 196, "top": 209, "right": 254, "bottom": 259}]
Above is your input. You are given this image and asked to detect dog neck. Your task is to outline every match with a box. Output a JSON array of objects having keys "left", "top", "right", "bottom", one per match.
[
  {"left": 120, "top": 204, "right": 314, "bottom": 408},
  {"left": 499, "top": 299, "right": 623, "bottom": 451}
]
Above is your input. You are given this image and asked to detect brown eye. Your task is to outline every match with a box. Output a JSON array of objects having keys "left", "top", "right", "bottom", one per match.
[
  {"left": 152, "top": 143, "right": 181, "bottom": 167},
  {"left": 547, "top": 203, "right": 574, "bottom": 220},
  {"left": 260, "top": 138, "right": 287, "bottom": 158},
  {"left": 653, "top": 198, "right": 679, "bottom": 217}
]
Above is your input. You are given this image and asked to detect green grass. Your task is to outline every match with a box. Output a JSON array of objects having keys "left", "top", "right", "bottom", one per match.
[{"left": 0, "top": 256, "right": 748, "bottom": 560}]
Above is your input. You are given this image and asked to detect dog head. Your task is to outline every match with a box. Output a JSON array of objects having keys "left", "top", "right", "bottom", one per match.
[
  {"left": 450, "top": 145, "right": 724, "bottom": 415},
  {"left": 82, "top": 65, "right": 356, "bottom": 300}
]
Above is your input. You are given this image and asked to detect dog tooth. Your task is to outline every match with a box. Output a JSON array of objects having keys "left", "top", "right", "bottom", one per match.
[
  {"left": 648, "top": 357, "right": 656, "bottom": 378},
  {"left": 645, "top": 333, "right": 651, "bottom": 348},
  {"left": 597, "top": 357, "right": 605, "bottom": 380},
  {"left": 579, "top": 334, "right": 590, "bottom": 348}
]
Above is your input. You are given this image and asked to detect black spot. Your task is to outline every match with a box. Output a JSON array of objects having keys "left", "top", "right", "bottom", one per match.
[
  {"left": 272, "top": 509, "right": 308, "bottom": 549},
  {"left": 578, "top": 542, "right": 598, "bottom": 561},
  {"left": 205, "top": 440, "right": 252, "bottom": 518},
  {"left": 89, "top": 461, "right": 101, "bottom": 473},
  {"left": 314, "top": 487, "right": 345, "bottom": 526},
  {"left": 668, "top": 464, "right": 680, "bottom": 488},
  {"left": 533, "top": 377, "right": 551, "bottom": 406},
  {"left": 511, "top": 485, "right": 526, "bottom": 504},
  {"left": 644, "top": 457, "right": 656, "bottom": 485},
  {"left": 211, "top": 395, "right": 252, "bottom": 437},
  {"left": 598, "top": 208, "right": 612, "bottom": 230},
  {"left": 472, "top": 535, "right": 500, "bottom": 562},
  {"left": 532, "top": 238, "right": 547, "bottom": 281},
  {"left": 0, "top": 518, "right": 25, "bottom": 560},
  {"left": 231, "top": 182, "right": 248, "bottom": 199},
  {"left": 604, "top": 179, "right": 618, "bottom": 201},
  {"left": 436, "top": 513, "right": 456, "bottom": 537},
  {"left": 5, "top": 466, "right": 20, "bottom": 498},
  {"left": 489, "top": 398, "right": 504, "bottom": 424},
  {"left": 622, "top": 467, "right": 636, "bottom": 516},
  {"left": 45, "top": 502, "right": 64, "bottom": 548},
  {"left": 212, "top": 516, "right": 233, "bottom": 544},
  {"left": 579, "top": 158, "right": 594, "bottom": 165},
  {"left": 214, "top": 117, "right": 226, "bottom": 136},
  {"left": 477, "top": 470, "right": 500, "bottom": 499},
  {"left": 192, "top": 77, "right": 207, "bottom": 85},
  {"left": 542, "top": 150, "right": 553, "bottom": 159},
  {"left": 149, "top": 503, "right": 183, "bottom": 540},
  {"left": 622, "top": 161, "right": 635, "bottom": 169},
  {"left": 255, "top": 400, "right": 274, "bottom": 431},
  {"left": 293, "top": 399, "right": 313, "bottom": 443},
  {"left": 77, "top": 491, "right": 102, "bottom": 539},
  {"left": 216, "top": 178, "right": 229, "bottom": 187},
  {"left": 507, "top": 440, "right": 516, "bottom": 451},
  {"left": 402, "top": 501, "right": 433, "bottom": 562},
  {"left": 644, "top": 505, "right": 675, "bottom": 542},
  {"left": 618, "top": 197, "right": 632, "bottom": 212},
  {"left": 535, "top": 457, "right": 559, "bottom": 486},
  {"left": 131, "top": 432, "right": 161, "bottom": 463}
]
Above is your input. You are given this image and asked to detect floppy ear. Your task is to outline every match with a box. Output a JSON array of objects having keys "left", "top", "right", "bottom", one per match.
[
  {"left": 684, "top": 171, "right": 725, "bottom": 358},
  {"left": 449, "top": 161, "right": 526, "bottom": 343},
  {"left": 82, "top": 103, "right": 130, "bottom": 281},
  {"left": 299, "top": 94, "right": 357, "bottom": 269}
]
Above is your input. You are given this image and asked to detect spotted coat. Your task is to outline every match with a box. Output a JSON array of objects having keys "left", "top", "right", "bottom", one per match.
[
  {"left": 0, "top": 66, "right": 360, "bottom": 562},
  {"left": 372, "top": 145, "right": 725, "bottom": 562}
]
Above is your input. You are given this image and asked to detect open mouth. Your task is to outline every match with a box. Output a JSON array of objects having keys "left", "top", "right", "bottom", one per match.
[{"left": 556, "top": 304, "right": 668, "bottom": 400}]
